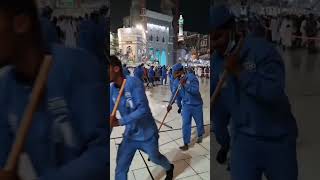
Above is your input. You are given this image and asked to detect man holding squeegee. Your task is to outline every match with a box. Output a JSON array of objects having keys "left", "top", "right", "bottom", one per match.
[
  {"left": 0, "top": 0, "right": 108, "bottom": 179},
  {"left": 167, "top": 63, "right": 204, "bottom": 151},
  {"left": 210, "top": 5, "right": 298, "bottom": 180},
  {"left": 109, "top": 56, "right": 174, "bottom": 180}
]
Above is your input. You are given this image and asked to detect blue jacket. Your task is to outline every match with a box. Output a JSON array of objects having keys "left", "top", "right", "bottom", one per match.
[
  {"left": 170, "top": 78, "right": 182, "bottom": 109},
  {"left": 148, "top": 68, "right": 155, "bottom": 78},
  {"left": 173, "top": 72, "right": 203, "bottom": 106},
  {"left": 161, "top": 67, "right": 167, "bottom": 77},
  {"left": 95, "top": 16, "right": 108, "bottom": 61},
  {"left": 210, "top": 52, "right": 238, "bottom": 111},
  {"left": 40, "top": 17, "right": 59, "bottom": 53},
  {"left": 210, "top": 52, "right": 234, "bottom": 147},
  {"left": 78, "top": 20, "right": 97, "bottom": 55},
  {"left": 78, "top": 18, "right": 107, "bottom": 82},
  {"left": 168, "top": 71, "right": 174, "bottom": 93},
  {"left": 110, "top": 76, "right": 158, "bottom": 141},
  {"left": 123, "top": 67, "right": 130, "bottom": 76},
  {"left": 169, "top": 71, "right": 174, "bottom": 83},
  {"left": 212, "top": 35, "right": 298, "bottom": 138},
  {"left": 0, "top": 45, "right": 108, "bottom": 180},
  {"left": 134, "top": 66, "right": 144, "bottom": 80}
]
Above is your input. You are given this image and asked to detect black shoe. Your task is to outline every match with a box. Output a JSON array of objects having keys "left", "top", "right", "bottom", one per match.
[
  {"left": 197, "top": 136, "right": 203, "bottom": 143},
  {"left": 165, "top": 164, "right": 174, "bottom": 180},
  {"left": 216, "top": 146, "right": 229, "bottom": 164},
  {"left": 179, "top": 144, "right": 189, "bottom": 151}
]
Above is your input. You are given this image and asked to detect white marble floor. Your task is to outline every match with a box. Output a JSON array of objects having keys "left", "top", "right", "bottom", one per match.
[
  {"left": 211, "top": 48, "right": 320, "bottom": 180},
  {"left": 110, "top": 78, "right": 211, "bottom": 180}
]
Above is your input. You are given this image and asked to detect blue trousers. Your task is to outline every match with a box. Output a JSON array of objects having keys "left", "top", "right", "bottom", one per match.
[
  {"left": 231, "top": 133, "right": 298, "bottom": 180},
  {"left": 161, "top": 76, "right": 167, "bottom": 85},
  {"left": 169, "top": 81, "right": 173, "bottom": 93},
  {"left": 149, "top": 77, "right": 154, "bottom": 83},
  {"left": 115, "top": 135, "right": 171, "bottom": 180},
  {"left": 212, "top": 99, "right": 231, "bottom": 147},
  {"left": 181, "top": 104, "right": 205, "bottom": 144}
]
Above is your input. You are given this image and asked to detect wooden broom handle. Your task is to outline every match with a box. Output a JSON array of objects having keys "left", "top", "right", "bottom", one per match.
[
  {"left": 158, "top": 80, "right": 183, "bottom": 130},
  {"left": 210, "top": 70, "right": 228, "bottom": 106},
  {"left": 111, "top": 79, "right": 126, "bottom": 117},
  {"left": 210, "top": 36, "right": 245, "bottom": 106},
  {"left": 4, "top": 56, "right": 53, "bottom": 171}
]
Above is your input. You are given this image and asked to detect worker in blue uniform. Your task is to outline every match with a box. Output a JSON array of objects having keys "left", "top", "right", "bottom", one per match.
[
  {"left": 78, "top": 12, "right": 98, "bottom": 54},
  {"left": 96, "top": 8, "right": 108, "bottom": 79},
  {"left": 168, "top": 68, "right": 178, "bottom": 94},
  {"left": 96, "top": 7, "right": 108, "bottom": 61},
  {"left": 109, "top": 56, "right": 174, "bottom": 180},
  {"left": 211, "top": 50, "right": 232, "bottom": 165},
  {"left": 39, "top": 6, "right": 59, "bottom": 53},
  {"left": 168, "top": 68, "right": 175, "bottom": 93},
  {"left": 167, "top": 63, "right": 204, "bottom": 151},
  {"left": 148, "top": 66, "right": 155, "bottom": 87},
  {"left": 168, "top": 67, "right": 181, "bottom": 108},
  {"left": 0, "top": 1, "right": 108, "bottom": 179},
  {"left": 133, "top": 64, "right": 144, "bottom": 82},
  {"left": 209, "top": 4, "right": 234, "bottom": 166},
  {"left": 78, "top": 10, "right": 107, "bottom": 83},
  {"left": 210, "top": 5, "right": 298, "bottom": 180},
  {"left": 167, "top": 67, "right": 182, "bottom": 113},
  {"left": 161, "top": 65, "right": 167, "bottom": 85},
  {"left": 122, "top": 64, "right": 130, "bottom": 76}
]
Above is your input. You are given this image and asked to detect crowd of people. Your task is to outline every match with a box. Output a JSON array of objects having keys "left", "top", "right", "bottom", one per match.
[
  {"left": 41, "top": 6, "right": 108, "bottom": 49},
  {"left": 43, "top": 5, "right": 109, "bottom": 79},
  {"left": 260, "top": 13, "right": 320, "bottom": 52},
  {"left": 123, "top": 63, "right": 210, "bottom": 89},
  {"left": 125, "top": 64, "right": 171, "bottom": 87},
  {"left": 194, "top": 66, "right": 210, "bottom": 78}
]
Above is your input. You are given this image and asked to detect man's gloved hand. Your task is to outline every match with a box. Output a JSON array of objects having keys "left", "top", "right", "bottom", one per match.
[
  {"left": 216, "top": 145, "right": 229, "bottom": 164},
  {"left": 180, "top": 78, "right": 187, "bottom": 86},
  {"left": 224, "top": 34, "right": 244, "bottom": 77},
  {"left": 177, "top": 108, "right": 181, "bottom": 114},
  {"left": 167, "top": 105, "right": 172, "bottom": 112},
  {"left": 0, "top": 170, "right": 19, "bottom": 180}
]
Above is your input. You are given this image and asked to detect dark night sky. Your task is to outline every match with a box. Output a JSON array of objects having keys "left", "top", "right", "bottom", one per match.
[
  {"left": 180, "top": 0, "right": 210, "bottom": 33},
  {"left": 111, "top": 0, "right": 209, "bottom": 33},
  {"left": 110, "top": 0, "right": 131, "bottom": 32}
]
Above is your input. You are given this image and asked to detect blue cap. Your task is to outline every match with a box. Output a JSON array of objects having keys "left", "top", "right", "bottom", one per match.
[
  {"left": 209, "top": 5, "right": 234, "bottom": 30},
  {"left": 172, "top": 63, "right": 183, "bottom": 74}
]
